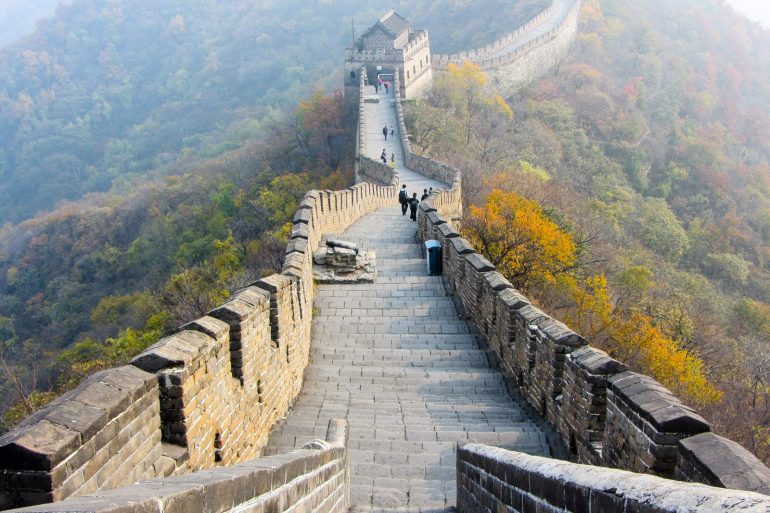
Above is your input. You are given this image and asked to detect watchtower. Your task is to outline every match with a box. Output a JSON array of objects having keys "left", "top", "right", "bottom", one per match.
[{"left": 344, "top": 10, "right": 433, "bottom": 99}]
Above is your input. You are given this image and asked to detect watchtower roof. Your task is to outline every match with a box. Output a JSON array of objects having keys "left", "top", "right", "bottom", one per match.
[
  {"left": 361, "top": 9, "right": 410, "bottom": 40},
  {"left": 379, "top": 10, "right": 409, "bottom": 37}
]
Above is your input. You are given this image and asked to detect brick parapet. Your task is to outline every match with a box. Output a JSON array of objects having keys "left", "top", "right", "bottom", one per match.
[
  {"left": 0, "top": 366, "right": 166, "bottom": 509},
  {"left": 418, "top": 204, "right": 770, "bottom": 493},
  {"left": 392, "top": 70, "right": 463, "bottom": 225},
  {"left": 456, "top": 443, "right": 770, "bottom": 513},
  {"left": 4, "top": 419, "right": 349, "bottom": 513}
]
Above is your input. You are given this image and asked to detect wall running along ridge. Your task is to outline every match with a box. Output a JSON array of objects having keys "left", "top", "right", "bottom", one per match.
[
  {"left": 0, "top": 66, "right": 397, "bottom": 510},
  {"left": 2, "top": 1, "right": 770, "bottom": 511},
  {"left": 433, "top": 0, "right": 582, "bottom": 95}
]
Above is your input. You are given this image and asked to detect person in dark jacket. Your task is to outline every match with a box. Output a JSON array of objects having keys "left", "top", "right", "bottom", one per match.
[
  {"left": 398, "top": 184, "right": 408, "bottom": 215},
  {"left": 408, "top": 193, "right": 419, "bottom": 221},
  {"left": 383, "top": 125, "right": 388, "bottom": 140},
  {"left": 421, "top": 189, "right": 429, "bottom": 201}
]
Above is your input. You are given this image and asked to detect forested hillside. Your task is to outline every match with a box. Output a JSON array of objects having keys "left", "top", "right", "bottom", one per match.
[
  {"left": 0, "top": 0, "right": 547, "bottom": 224},
  {"left": 406, "top": 0, "right": 770, "bottom": 461},
  {"left": 0, "top": 0, "right": 547, "bottom": 426}
]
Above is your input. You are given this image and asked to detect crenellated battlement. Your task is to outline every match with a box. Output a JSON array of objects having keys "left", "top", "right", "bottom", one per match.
[{"left": 2, "top": 3, "right": 769, "bottom": 513}]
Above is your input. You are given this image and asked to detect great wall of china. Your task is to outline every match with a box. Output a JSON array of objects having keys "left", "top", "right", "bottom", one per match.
[{"left": 1, "top": 1, "right": 770, "bottom": 512}]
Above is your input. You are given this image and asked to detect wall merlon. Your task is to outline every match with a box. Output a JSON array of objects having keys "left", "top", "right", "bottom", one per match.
[
  {"left": 131, "top": 331, "right": 214, "bottom": 374},
  {"left": 677, "top": 433, "right": 770, "bottom": 494},
  {"left": 497, "top": 288, "right": 530, "bottom": 310},
  {"left": 0, "top": 418, "right": 348, "bottom": 513},
  {"left": 448, "top": 238, "right": 475, "bottom": 255},
  {"left": 180, "top": 316, "right": 230, "bottom": 342}
]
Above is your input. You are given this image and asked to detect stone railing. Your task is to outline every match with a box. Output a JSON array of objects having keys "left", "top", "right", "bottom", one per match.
[
  {"left": 456, "top": 444, "right": 770, "bottom": 513},
  {"left": 392, "top": 70, "right": 462, "bottom": 221},
  {"left": 356, "top": 68, "right": 367, "bottom": 160},
  {"left": 5, "top": 419, "right": 349, "bottom": 513},
  {"left": 415, "top": 206, "right": 770, "bottom": 494},
  {"left": 0, "top": 164, "right": 397, "bottom": 508},
  {"left": 433, "top": 1, "right": 556, "bottom": 66}
]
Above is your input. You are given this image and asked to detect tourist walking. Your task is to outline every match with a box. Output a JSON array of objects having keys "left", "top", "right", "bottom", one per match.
[
  {"left": 384, "top": 81, "right": 390, "bottom": 94},
  {"left": 390, "top": 126, "right": 395, "bottom": 138},
  {"left": 383, "top": 125, "right": 388, "bottom": 140},
  {"left": 381, "top": 148, "right": 387, "bottom": 164},
  {"left": 399, "top": 184, "right": 408, "bottom": 215},
  {"left": 421, "top": 189, "right": 429, "bottom": 201},
  {"left": 408, "top": 193, "right": 419, "bottom": 221}
]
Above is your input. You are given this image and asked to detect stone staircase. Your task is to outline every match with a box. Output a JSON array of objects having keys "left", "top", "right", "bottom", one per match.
[{"left": 265, "top": 208, "right": 549, "bottom": 512}]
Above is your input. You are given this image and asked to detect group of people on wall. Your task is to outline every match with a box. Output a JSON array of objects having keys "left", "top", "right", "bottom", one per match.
[{"left": 398, "top": 184, "right": 431, "bottom": 221}]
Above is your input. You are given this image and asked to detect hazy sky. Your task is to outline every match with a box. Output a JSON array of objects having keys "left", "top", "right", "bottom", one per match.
[{"left": 724, "top": 0, "right": 770, "bottom": 28}]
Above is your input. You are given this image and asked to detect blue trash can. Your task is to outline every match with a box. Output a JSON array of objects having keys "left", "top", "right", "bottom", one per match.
[{"left": 425, "top": 240, "right": 442, "bottom": 275}]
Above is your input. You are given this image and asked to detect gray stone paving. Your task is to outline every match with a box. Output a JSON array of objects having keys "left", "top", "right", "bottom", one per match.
[
  {"left": 362, "top": 85, "right": 443, "bottom": 196},
  {"left": 265, "top": 90, "right": 548, "bottom": 513}
]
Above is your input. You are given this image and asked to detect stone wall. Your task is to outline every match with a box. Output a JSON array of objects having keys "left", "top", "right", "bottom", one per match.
[
  {"left": 415, "top": 205, "right": 770, "bottom": 494},
  {"left": 432, "top": 2, "right": 556, "bottom": 66},
  {"left": 4, "top": 419, "right": 349, "bottom": 513},
  {"left": 392, "top": 71, "right": 462, "bottom": 222},
  {"left": 0, "top": 137, "right": 397, "bottom": 509},
  {"left": 0, "top": 366, "right": 166, "bottom": 509},
  {"left": 456, "top": 443, "right": 770, "bottom": 513},
  {"left": 414, "top": 204, "right": 770, "bottom": 492},
  {"left": 433, "top": 0, "right": 581, "bottom": 96},
  {"left": 486, "top": 0, "right": 581, "bottom": 95}
]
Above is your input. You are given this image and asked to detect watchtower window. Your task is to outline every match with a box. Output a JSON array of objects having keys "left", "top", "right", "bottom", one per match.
[
  {"left": 407, "top": 70, "right": 410, "bottom": 80},
  {"left": 413, "top": 65, "right": 416, "bottom": 75}
]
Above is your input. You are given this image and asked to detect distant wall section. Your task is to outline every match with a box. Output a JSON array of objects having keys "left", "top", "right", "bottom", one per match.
[{"left": 433, "top": 0, "right": 581, "bottom": 96}]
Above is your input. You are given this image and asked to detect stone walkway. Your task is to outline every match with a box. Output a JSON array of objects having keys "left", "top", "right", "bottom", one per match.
[
  {"left": 361, "top": 86, "right": 437, "bottom": 197},
  {"left": 264, "top": 89, "right": 549, "bottom": 512}
]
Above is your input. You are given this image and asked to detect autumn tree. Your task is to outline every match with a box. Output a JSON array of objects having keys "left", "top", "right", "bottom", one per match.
[{"left": 463, "top": 189, "right": 576, "bottom": 290}]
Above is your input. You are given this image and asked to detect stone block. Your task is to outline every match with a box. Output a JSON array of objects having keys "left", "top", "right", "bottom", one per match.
[
  {"left": 677, "top": 433, "right": 770, "bottom": 494},
  {"left": 437, "top": 223, "right": 460, "bottom": 238},
  {"left": 569, "top": 347, "right": 627, "bottom": 376},
  {"left": 449, "top": 237, "right": 475, "bottom": 255},
  {"left": 462, "top": 253, "right": 494, "bottom": 273},
  {"left": 497, "top": 288, "right": 530, "bottom": 310},
  {"left": 540, "top": 318, "right": 585, "bottom": 347},
  {"left": 0, "top": 420, "right": 81, "bottom": 470},
  {"left": 208, "top": 298, "right": 256, "bottom": 326},
  {"left": 180, "top": 316, "right": 230, "bottom": 342},
  {"left": 131, "top": 331, "right": 214, "bottom": 373}
]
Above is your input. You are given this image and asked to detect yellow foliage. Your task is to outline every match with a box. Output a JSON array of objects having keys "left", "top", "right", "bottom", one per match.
[
  {"left": 550, "top": 272, "right": 722, "bottom": 407},
  {"left": 607, "top": 312, "right": 722, "bottom": 407},
  {"left": 463, "top": 189, "right": 576, "bottom": 289}
]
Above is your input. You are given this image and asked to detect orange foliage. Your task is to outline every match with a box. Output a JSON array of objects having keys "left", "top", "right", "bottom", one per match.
[{"left": 463, "top": 189, "right": 576, "bottom": 290}]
